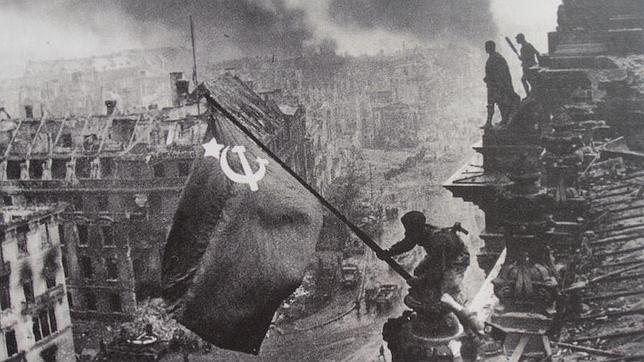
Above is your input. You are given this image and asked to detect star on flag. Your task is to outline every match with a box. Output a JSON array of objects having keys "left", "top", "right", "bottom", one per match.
[{"left": 202, "top": 137, "right": 224, "bottom": 159}]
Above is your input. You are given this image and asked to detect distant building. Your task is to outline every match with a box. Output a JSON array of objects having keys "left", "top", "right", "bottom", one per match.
[
  {"left": 0, "top": 47, "right": 192, "bottom": 118},
  {"left": 206, "top": 48, "right": 482, "bottom": 167},
  {"left": 370, "top": 102, "right": 420, "bottom": 149},
  {"left": 0, "top": 204, "right": 74, "bottom": 361}
]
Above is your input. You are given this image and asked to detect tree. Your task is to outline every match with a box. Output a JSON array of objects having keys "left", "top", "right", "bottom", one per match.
[{"left": 327, "top": 153, "right": 367, "bottom": 221}]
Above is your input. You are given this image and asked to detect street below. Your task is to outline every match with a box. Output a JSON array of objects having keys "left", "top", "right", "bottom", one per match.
[{"left": 193, "top": 141, "right": 486, "bottom": 362}]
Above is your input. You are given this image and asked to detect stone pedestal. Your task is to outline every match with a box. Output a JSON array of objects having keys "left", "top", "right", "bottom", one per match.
[
  {"left": 479, "top": 127, "right": 542, "bottom": 175},
  {"left": 383, "top": 268, "right": 469, "bottom": 360},
  {"left": 384, "top": 311, "right": 464, "bottom": 362},
  {"left": 541, "top": 122, "right": 583, "bottom": 200},
  {"left": 490, "top": 309, "right": 552, "bottom": 359}
]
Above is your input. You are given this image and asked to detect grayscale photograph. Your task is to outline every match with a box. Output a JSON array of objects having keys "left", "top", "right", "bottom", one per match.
[{"left": 0, "top": 0, "right": 643, "bottom": 361}]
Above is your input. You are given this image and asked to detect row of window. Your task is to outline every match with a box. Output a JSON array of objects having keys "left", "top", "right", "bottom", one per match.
[
  {"left": 72, "top": 194, "right": 113, "bottom": 213},
  {"left": 3, "top": 159, "right": 191, "bottom": 180},
  {"left": 69, "top": 290, "right": 121, "bottom": 313},
  {"left": 0, "top": 273, "right": 58, "bottom": 311},
  {"left": 1, "top": 308, "right": 59, "bottom": 358},
  {"left": 152, "top": 162, "right": 191, "bottom": 178},
  {"left": 70, "top": 193, "right": 169, "bottom": 215},
  {"left": 3, "top": 157, "right": 108, "bottom": 180},
  {"left": 3, "top": 220, "right": 55, "bottom": 259},
  {"left": 75, "top": 224, "right": 113, "bottom": 247},
  {"left": 78, "top": 256, "right": 119, "bottom": 281},
  {"left": 33, "top": 308, "right": 58, "bottom": 342},
  {"left": 69, "top": 220, "right": 164, "bottom": 251}
]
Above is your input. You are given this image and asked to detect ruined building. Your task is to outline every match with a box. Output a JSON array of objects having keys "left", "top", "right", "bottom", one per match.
[
  {"left": 208, "top": 46, "right": 482, "bottom": 163},
  {"left": 0, "top": 73, "right": 311, "bottom": 335},
  {"left": 441, "top": 0, "right": 644, "bottom": 359},
  {"left": 0, "top": 204, "right": 74, "bottom": 361},
  {"left": 0, "top": 47, "right": 192, "bottom": 118}
]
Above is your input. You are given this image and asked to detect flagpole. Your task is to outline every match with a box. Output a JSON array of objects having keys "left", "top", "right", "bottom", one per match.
[
  {"left": 203, "top": 92, "right": 413, "bottom": 281},
  {"left": 190, "top": 15, "right": 200, "bottom": 114}
]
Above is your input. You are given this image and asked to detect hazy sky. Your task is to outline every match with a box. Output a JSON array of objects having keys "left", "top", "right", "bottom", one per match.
[
  {"left": 491, "top": 0, "right": 561, "bottom": 93},
  {"left": 492, "top": 0, "right": 560, "bottom": 54},
  {"left": 0, "top": 0, "right": 561, "bottom": 79}
]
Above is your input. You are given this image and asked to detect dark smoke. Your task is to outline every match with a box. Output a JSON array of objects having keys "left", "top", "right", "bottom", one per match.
[
  {"left": 0, "top": 0, "right": 498, "bottom": 77},
  {"left": 328, "top": 0, "right": 497, "bottom": 44},
  {"left": 113, "top": 0, "right": 313, "bottom": 56},
  {"left": 48, "top": 0, "right": 497, "bottom": 54},
  {"left": 1, "top": 0, "right": 314, "bottom": 60}
]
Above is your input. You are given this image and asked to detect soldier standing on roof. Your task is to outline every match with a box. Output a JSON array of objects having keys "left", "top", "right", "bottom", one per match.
[
  {"left": 516, "top": 33, "right": 541, "bottom": 96},
  {"left": 484, "top": 40, "right": 520, "bottom": 128}
]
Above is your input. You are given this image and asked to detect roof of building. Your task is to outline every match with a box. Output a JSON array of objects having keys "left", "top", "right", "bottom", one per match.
[
  {"left": 445, "top": 3, "right": 644, "bottom": 358},
  {"left": 198, "top": 74, "right": 286, "bottom": 142},
  {"left": 0, "top": 103, "right": 207, "bottom": 161},
  {"left": 23, "top": 47, "right": 189, "bottom": 76},
  {"left": 0, "top": 74, "right": 299, "bottom": 184},
  {"left": 557, "top": 162, "right": 644, "bottom": 359}
]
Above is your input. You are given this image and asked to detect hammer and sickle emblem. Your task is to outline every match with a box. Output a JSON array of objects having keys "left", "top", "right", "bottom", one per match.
[
  {"left": 202, "top": 137, "right": 269, "bottom": 191},
  {"left": 220, "top": 146, "right": 269, "bottom": 191}
]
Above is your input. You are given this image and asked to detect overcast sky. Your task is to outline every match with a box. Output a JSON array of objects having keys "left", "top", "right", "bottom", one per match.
[
  {"left": 492, "top": 0, "right": 560, "bottom": 54},
  {"left": 491, "top": 0, "right": 560, "bottom": 93},
  {"left": 0, "top": 0, "right": 561, "bottom": 79}
]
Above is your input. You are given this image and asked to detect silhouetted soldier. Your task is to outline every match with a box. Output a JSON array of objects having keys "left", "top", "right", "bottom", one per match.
[
  {"left": 516, "top": 33, "right": 541, "bottom": 96},
  {"left": 484, "top": 40, "right": 520, "bottom": 128},
  {"left": 377, "top": 211, "right": 469, "bottom": 301}
]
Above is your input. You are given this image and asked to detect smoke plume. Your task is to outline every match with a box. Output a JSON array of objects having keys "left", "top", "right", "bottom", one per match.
[
  {"left": 0, "top": 0, "right": 497, "bottom": 78},
  {"left": 328, "top": 0, "right": 497, "bottom": 45}
]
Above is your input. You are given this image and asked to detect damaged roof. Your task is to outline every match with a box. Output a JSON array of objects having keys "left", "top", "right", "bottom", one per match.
[
  {"left": 557, "top": 160, "right": 644, "bottom": 359},
  {"left": 0, "top": 74, "right": 295, "bottom": 162},
  {"left": 0, "top": 105, "right": 207, "bottom": 161},
  {"left": 197, "top": 74, "right": 285, "bottom": 143}
]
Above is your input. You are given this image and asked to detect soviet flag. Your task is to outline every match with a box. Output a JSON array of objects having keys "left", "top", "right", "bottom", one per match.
[{"left": 162, "top": 80, "right": 323, "bottom": 355}]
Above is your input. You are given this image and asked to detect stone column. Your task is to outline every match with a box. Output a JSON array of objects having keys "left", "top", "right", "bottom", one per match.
[
  {"left": 42, "top": 159, "right": 52, "bottom": 180},
  {"left": 490, "top": 158, "right": 559, "bottom": 359},
  {"left": 0, "top": 160, "right": 6, "bottom": 181},
  {"left": 90, "top": 158, "right": 101, "bottom": 179},
  {"left": 20, "top": 160, "right": 30, "bottom": 180},
  {"left": 65, "top": 158, "right": 77, "bottom": 184},
  {"left": 541, "top": 122, "right": 584, "bottom": 203}
]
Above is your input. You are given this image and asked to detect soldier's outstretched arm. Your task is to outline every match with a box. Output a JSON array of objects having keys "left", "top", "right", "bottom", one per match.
[{"left": 385, "top": 237, "right": 416, "bottom": 257}]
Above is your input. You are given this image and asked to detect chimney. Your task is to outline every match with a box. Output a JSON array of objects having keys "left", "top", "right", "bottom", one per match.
[
  {"left": 24, "top": 105, "right": 33, "bottom": 119},
  {"left": 176, "top": 80, "right": 189, "bottom": 97},
  {"left": 170, "top": 72, "right": 184, "bottom": 107},
  {"left": 105, "top": 100, "right": 117, "bottom": 116}
]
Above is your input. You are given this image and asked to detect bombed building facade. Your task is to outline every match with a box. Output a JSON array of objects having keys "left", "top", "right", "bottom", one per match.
[
  {"left": 0, "top": 204, "right": 74, "bottom": 362},
  {"left": 0, "top": 73, "right": 313, "bottom": 354},
  {"left": 0, "top": 48, "right": 192, "bottom": 119},
  {"left": 209, "top": 46, "right": 483, "bottom": 149}
]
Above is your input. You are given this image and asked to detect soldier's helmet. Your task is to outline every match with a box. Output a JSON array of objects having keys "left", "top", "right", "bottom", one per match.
[
  {"left": 516, "top": 33, "right": 526, "bottom": 42},
  {"left": 401, "top": 211, "right": 426, "bottom": 232},
  {"left": 485, "top": 40, "right": 496, "bottom": 52}
]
